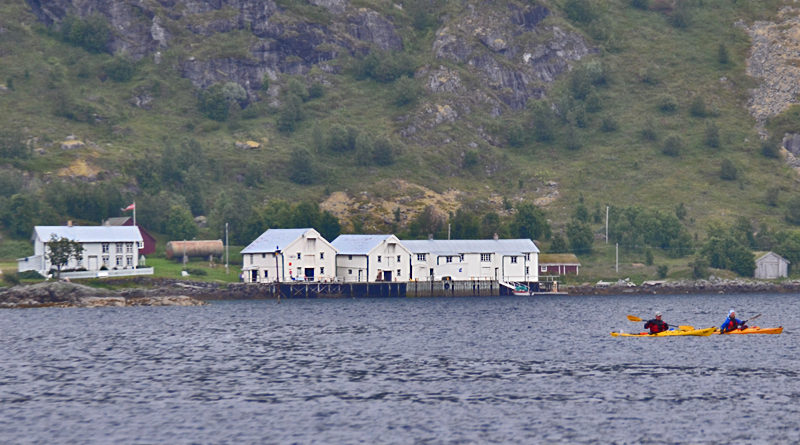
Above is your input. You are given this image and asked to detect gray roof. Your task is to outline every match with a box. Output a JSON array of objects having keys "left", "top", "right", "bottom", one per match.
[
  {"left": 34, "top": 226, "right": 143, "bottom": 243},
  {"left": 103, "top": 217, "right": 131, "bottom": 226},
  {"left": 402, "top": 239, "right": 539, "bottom": 255},
  {"left": 331, "top": 234, "right": 395, "bottom": 255},
  {"left": 241, "top": 228, "right": 317, "bottom": 254}
]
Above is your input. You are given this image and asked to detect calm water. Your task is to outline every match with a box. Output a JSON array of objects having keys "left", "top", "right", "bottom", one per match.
[{"left": 0, "top": 293, "right": 798, "bottom": 444}]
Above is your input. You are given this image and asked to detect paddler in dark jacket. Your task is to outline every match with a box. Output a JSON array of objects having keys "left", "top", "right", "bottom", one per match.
[
  {"left": 720, "top": 309, "right": 747, "bottom": 333},
  {"left": 644, "top": 311, "right": 669, "bottom": 334}
]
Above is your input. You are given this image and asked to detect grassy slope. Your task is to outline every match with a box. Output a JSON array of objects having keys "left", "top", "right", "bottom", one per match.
[{"left": 1, "top": 0, "right": 799, "bottom": 283}]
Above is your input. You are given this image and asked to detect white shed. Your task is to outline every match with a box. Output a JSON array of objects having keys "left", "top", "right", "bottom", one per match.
[
  {"left": 754, "top": 251, "right": 789, "bottom": 279},
  {"left": 241, "top": 228, "right": 337, "bottom": 283},
  {"left": 331, "top": 234, "right": 411, "bottom": 282}
]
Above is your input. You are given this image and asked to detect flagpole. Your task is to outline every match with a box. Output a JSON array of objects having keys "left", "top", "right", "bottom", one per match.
[{"left": 133, "top": 201, "right": 136, "bottom": 226}]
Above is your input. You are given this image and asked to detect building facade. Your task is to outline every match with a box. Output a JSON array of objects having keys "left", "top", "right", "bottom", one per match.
[
  {"left": 331, "top": 234, "right": 412, "bottom": 282},
  {"left": 18, "top": 225, "right": 144, "bottom": 276},
  {"left": 538, "top": 253, "right": 581, "bottom": 276},
  {"left": 754, "top": 251, "right": 790, "bottom": 279},
  {"left": 403, "top": 239, "right": 539, "bottom": 282},
  {"left": 241, "top": 228, "right": 337, "bottom": 283},
  {"left": 103, "top": 216, "right": 156, "bottom": 255}
]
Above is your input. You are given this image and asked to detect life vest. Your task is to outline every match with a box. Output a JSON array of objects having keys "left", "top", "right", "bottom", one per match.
[{"left": 645, "top": 319, "right": 667, "bottom": 333}]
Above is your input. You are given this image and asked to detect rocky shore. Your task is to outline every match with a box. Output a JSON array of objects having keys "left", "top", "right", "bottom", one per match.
[
  {"left": 2, "top": 276, "right": 797, "bottom": 309},
  {"left": 566, "top": 276, "right": 800, "bottom": 296},
  {"left": 0, "top": 281, "right": 206, "bottom": 309}
]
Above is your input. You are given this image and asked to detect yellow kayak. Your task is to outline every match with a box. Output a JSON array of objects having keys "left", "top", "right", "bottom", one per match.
[
  {"left": 610, "top": 327, "right": 716, "bottom": 337},
  {"left": 716, "top": 326, "right": 783, "bottom": 335}
]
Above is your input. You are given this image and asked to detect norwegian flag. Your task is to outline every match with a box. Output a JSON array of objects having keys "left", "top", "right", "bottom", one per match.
[{"left": 122, "top": 203, "right": 135, "bottom": 211}]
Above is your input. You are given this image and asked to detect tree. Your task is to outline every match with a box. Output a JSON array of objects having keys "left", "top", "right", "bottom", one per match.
[
  {"left": 718, "top": 43, "right": 729, "bottom": 65},
  {"left": 567, "top": 219, "right": 593, "bottom": 254},
  {"left": 512, "top": 203, "right": 550, "bottom": 240},
  {"left": 720, "top": 159, "right": 738, "bottom": 180},
  {"left": 45, "top": 235, "right": 84, "bottom": 278},
  {"left": 662, "top": 135, "right": 683, "bottom": 157},
  {"left": 785, "top": 195, "right": 800, "bottom": 225},
  {"left": 198, "top": 84, "right": 230, "bottom": 121},
  {"left": 288, "top": 149, "right": 316, "bottom": 185},
  {"left": 165, "top": 205, "right": 197, "bottom": 240},
  {"left": 450, "top": 208, "right": 480, "bottom": 239},
  {"left": 549, "top": 233, "right": 568, "bottom": 253},
  {"left": 394, "top": 75, "right": 421, "bottom": 106},
  {"left": 704, "top": 121, "right": 720, "bottom": 148}
]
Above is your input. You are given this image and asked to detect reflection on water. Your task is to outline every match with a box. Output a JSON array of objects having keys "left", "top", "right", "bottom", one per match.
[{"left": 0, "top": 293, "right": 798, "bottom": 444}]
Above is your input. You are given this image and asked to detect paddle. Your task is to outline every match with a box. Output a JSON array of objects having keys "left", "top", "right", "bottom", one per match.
[{"left": 626, "top": 314, "right": 695, "bottom": 331}]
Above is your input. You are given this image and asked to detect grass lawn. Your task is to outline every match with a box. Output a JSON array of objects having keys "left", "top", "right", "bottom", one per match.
[{"left": 145, "top": 257, "right": 241, "bottom": 283}]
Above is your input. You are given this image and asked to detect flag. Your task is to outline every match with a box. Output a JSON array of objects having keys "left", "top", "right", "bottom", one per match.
[{"left": 122, "top": 203, "right": 135, "bottom": 211}]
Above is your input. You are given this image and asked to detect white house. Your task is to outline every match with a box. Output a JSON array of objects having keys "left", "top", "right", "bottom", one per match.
[
  {"left": 403, "top": 239, "right": 539, "bottom": 282},
  {"left": 754, "top": 251, "right": 790, "bottom": 279},
  {"left": 241, "top": 228, "right": 337, "bottom": 283},
  {"left": 18, "top": 225, "right": 146, "bottom": 277},
  {"left": 331, "top": 234, "right": 412, "bottom": 282}
]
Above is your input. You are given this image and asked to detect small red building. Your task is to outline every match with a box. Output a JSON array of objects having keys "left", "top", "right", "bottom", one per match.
[
  {"left": 103, "top": 217, "right": 156, "bottom": 255},
  {"left": 538, "top": 253, "right": 581, "bottom": 276}
]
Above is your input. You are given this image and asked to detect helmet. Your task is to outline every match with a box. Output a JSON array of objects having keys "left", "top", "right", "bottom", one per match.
[
  {"left": 729, "top": 309, "right": 735, "bottom": 316},
  {"left": 655, "top": 311, "right": 662, "bottom": 317}
]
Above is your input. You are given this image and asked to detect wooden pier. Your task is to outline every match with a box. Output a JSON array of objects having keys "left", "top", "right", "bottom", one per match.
[{"left": 243, "top": 280, "right": 558, "bottom": 299}]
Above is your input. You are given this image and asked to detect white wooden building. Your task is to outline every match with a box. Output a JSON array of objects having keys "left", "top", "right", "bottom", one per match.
[
  {"left": 331, "top": 234, "right": 412, "bottom": 282},
  {"left": 18, "top": 225, "right": 146, "bottom": 277},
  {"left": 754, "top": 251, "right": 790, "bottom": 279},
  {"left": 241, "top": 228, "right": 337, "bottom": 283},
  {"left": 402, "top": 239, "right": 539, "bottom": 282}
]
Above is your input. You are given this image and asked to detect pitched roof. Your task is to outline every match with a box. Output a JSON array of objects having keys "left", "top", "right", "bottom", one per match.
[
  {"left": 402, "top": 239, "right": 539, "bottom": 255},
  {"left": 103, "top": 217, "right": 131, "bottom": 226},
  {"left": 539, "top": 253, "right": 581, "bottom": 264},
  {"left": 331, "top": 234, "right": 396, "bottom": 255},
  {"left": 241, "top": 228, "right": 316, "bottom": 254},
  {"left": 754, "top": 251, "right": 790, "bottom": 263},
  {"left": 34, "top": 226, "right": 143, "bottom": 243}
]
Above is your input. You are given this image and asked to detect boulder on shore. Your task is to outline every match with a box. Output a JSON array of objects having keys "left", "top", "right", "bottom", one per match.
[{"left": 0, "top": 281, "right": 206, "bottom": 308}]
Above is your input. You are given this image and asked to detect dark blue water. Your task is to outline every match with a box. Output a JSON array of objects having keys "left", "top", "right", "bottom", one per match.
[{"left": 1, "top": 293, "right": 798, "bottom": 444}]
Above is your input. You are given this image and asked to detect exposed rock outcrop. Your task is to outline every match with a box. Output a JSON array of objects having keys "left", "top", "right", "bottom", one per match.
[{"left": 0, "top": 281, "right": 206, "bottom": 308}]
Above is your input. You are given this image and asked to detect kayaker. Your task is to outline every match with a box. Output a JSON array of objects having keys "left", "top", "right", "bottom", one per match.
[
  {"left": 644, "top": 311, "right": 669, "bottom": 334},
  {"left": 720, "top": 309, "right": 747, "bottom": 333}
]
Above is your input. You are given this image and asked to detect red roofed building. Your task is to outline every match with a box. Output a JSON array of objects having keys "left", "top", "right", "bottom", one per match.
[
  {"left": 103, "top": 217, "right": 156, "bottom": 255},
  {"left": 538, "top": 253, "right": 581, "bottom": 276}
]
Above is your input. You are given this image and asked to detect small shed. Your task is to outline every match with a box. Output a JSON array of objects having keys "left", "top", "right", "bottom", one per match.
[
  {"left": 538, "top": 253, "right": 581, "bottom": 276},
  {"left": 754, "top": 251, "right": 789, "bottom": 279}
]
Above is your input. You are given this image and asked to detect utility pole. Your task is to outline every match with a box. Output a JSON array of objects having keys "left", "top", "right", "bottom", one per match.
[
  {"left": 448, "top": 223, "right": 451, "bottom": 240},
  {"left": 615, "top": 242, "right": 619, "bottom": 273},
  {"left": 225, "top": 222, "right": 229, "bottom": 275},
  {"left": 605, "top": 205, "right": 609, "bottom": 244}
]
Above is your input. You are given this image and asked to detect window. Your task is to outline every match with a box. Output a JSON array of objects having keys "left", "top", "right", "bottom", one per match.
[
  {"left": 510, "top": 256, "right": 518, "bottom": 264},
  {"left": 126, "top": 242, "right": 134, "bottom": 253},
  {"left": 348, "top": 255, "right": 353, "bottom": 260},
  {"left": 116, "top": 256, "right": 123, "bottom": 267},
  {"left": 116, "top": 243, "right": 123, "bottom": 253},
  {"left": 264, "top": 270, "right": 269, "bottom": 278},
  {"left": 525, "top": 253, "right": 530, "bottom": 260},
  {"left": 126, "top": 256, "right": 133, "bottom": 267},
  {"left": 417, "top": 254, "right": 426, "bottom": 261},
  {"left": 481, "top": 253, "right": 491, "bottom": 262},
  {"left": 397, "top": 269, "right": 401, "bottom": 277},
  {"left": 397, "top": 255, "right": 401, "bottom": 262},
  {"left": 297, "top": 253, "right": 301, "bottom": 259},
  {"left": 102, "top": 243, "right": 110, "bottom": 253},
  {"left": 541, "top": 266, "right": 547, "bottom": 272},
  {"left": 262, "top": 253, "right": 266, "bottom": 258},
  {"left": 137, "top": 241, "right": 143, "bottom": 249},
  {"left": 526, "top": 266, "right": 530, "bottom": 275},
  {"left": 349, "top": 269, "right": 353, "bottom": 275},
  {"left": 320, "top": 267, "right": 325, "bottom": 275},
  {"left": 377, "top": 255, "right": 382, "bottom": 263},
  {"left": 320, "top": 252, "right": 324, "bottom": 259},
  {"left": 459, "top": 254, "right": 464, "bottom": 261},
  {"left": 446, "top": 256, "right": 453, "bottom": 263},
  {"left": 102, "top": 255, "right": 109, "bottom": 266}
]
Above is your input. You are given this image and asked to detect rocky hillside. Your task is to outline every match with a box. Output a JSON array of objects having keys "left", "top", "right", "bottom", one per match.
[{"left": 2, "top": 0, "right": 800, "bottom": 244}]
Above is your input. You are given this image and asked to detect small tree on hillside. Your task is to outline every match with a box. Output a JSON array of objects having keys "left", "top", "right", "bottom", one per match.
[{"left": 45, "top": 235, "right": 84, "bottom": 278}]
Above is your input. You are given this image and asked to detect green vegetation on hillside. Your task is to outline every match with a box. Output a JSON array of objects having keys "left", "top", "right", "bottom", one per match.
[{"left": 3, "top": 0, "right": 800, "bottom": 282}]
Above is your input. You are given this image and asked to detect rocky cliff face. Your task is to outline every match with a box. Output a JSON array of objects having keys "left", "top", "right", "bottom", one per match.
[{"left": 25, "top": 0, "right": 590, "bottom": 112}]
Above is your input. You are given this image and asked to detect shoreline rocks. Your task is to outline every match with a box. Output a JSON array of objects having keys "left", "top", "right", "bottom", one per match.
[{"left": 0, "top": 281, "right": 206, "bottom": 309}]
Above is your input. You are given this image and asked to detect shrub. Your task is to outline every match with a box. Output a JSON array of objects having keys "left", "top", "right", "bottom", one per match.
[
  {"left": 308, "top": 83, "right": 324, "bottom": 99},
  {"left": 17, "top": 270, "right": 44, "bottom": 280},
  {"left": 657, "top": 95, "right": 678, "bottom": 113},
  {"left": 657, "top": 265, "right": 668, "bottom": 279},
  {"left": 327, "top": 125, "right": 358, "bottom": 152},
  {"left": 662, "top": 135, "right": 683, "bottom": 157},
  {"left": 785, "top": 195, "right": 800, "bottom": 225},
  {"left": 765, "top": 187, "right": 780, "bottom": 207},
  {"left": 198, "top": 85, "right": 229, "bottom": 122},
  {"left": 104, "top": 57, "right": 135, "bottom": 82},
  {"left": 761, "top": 141, "right": 780, "bottom": 158},
  {"left": 718, "top": 43, "right": 730, "bottom": 65},
  {"left": 463, "top": 151, "right": 479, "bottom": 170},
  {"left": 288, "top": 149, "right": 316, "bottom": 184},
  {"left": 60, "top": 14, "right": 111, "bottom": 53},
  {"left": 600, "top": 116, "right": 618, "bottom": 132},
  {"left": 3, "top": 273, "right": 20, "bottom": 286},
  {"left": 394, "top": 75, "right": 421, "bottom": 106},
  {"left": 720, "top": 159, "right": 737, "bottom": 180},
  {"left": 564, "top": 0, "right": 596, "bottom": 24},
  {"left": 185, "top": 268, "right": 208, "bottom": 276},
  {"left": 689, "top": 96, "right": 708, "bottom": 118},
  {"left": 372, "top": 137, "right": 395, "bottom": 166},
  {"left": 641, "top": 119, "right": 658, "bottom": 141},
  {"left": 630, "top": 0, "right": 650, "bottom": 10},
  {"left": 704, "top": 121, "right": 720, "bottom": 148},
  {"left": 669, "top": 3, "right": 692, "bottom": 29}
]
